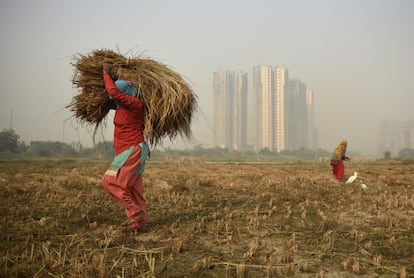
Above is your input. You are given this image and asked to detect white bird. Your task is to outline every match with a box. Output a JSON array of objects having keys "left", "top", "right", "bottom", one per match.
[
  {"left": 345, "top": 172, "right": 358, "bottom": 184},
  {"left": 360, "top": 183, "right": 368, "bottom": 190}
]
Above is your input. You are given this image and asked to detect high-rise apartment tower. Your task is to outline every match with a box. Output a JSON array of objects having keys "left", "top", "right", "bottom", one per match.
[
  {"left": 213, "top": 70, "right": 248, "bottom": 151},
  {"left": 252, "top": 66, "right": 288, "bottom": 152}
]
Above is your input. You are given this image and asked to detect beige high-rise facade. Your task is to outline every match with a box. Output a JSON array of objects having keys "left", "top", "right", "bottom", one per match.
[
  {"left": 379, "top": 121, "right": 414, "bottom": 155},
  {"left": 213, "top": 70, "right": 247, "bottom": 151},
  {"left": 274, "top": 67, "right": 287, "bottom": 152},
  {"left": 252, "top": 66, "right": 288, "bottom": 152},
  {"left": 213, "top": 70, "right": 227, "bottom": 149},
  {"left": 305, "top": 88, "right": 316, "bottom": 148},
  {"left": 215, "top": 66, "right": 316, "bottom": 153},
  {"left": 252, "top": 66, "right": 272, "bottom": 151}
]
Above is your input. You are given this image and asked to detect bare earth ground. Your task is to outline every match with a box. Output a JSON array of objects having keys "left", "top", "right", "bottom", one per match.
[{"left": 0, "top": 159, "right": 413, "bottom": 277}]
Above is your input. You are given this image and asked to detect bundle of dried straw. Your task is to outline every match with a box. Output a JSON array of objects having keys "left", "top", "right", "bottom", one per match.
[{"left": 67, "top": 49, "right": 197, "bottom": 146}]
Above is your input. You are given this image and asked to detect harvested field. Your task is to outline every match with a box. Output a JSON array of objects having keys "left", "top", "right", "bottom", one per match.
[{"left": 1, "top": 159, "right": 413, "bottom": 277}]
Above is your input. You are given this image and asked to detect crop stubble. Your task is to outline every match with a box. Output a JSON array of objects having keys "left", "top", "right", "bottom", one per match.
[{"left": 0, "top": 160, "right": 413, "bottom": 277}]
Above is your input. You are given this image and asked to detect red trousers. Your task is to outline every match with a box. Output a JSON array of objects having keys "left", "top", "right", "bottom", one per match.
[
  {"left": 102, "top": 145, "right": 147, "bottom": 223},
  {"left": 331, "top": 159, "right": 344, "bottom": 181}
]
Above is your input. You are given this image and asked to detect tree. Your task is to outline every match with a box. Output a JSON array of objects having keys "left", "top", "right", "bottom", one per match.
[
  {"left": 28, "top": 141, "right": 78, "bottom": 157},
  {"left": 383, "top": 150, "right": 391, "bottom": 160},
  {"left": 258, "top": 147, "right": 273, "bottom": 155},
  {"left": 0, "top": 129, "right": 20, "bottom": 153},
  {"left": 398, "top": 148, "right": 414, "bottom": 159}
]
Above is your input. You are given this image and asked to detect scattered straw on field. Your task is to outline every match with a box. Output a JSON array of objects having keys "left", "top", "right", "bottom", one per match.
[
  {"left": 67, "top": 49, "right": 197, "bottom": 146},
  {"left": 1, "top": 160, "right": 413, "bottom": 277}
]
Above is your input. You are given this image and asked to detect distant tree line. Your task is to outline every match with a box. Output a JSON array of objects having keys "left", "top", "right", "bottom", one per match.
[
  {"left": 0, "top": 129, "right": 27, "bottom": 153},
  {"left": 1, "top": 129, "right": 414, "bottom": 161},
  {"left": 0, "top": 129, "right": 114, "bottom": 160}
]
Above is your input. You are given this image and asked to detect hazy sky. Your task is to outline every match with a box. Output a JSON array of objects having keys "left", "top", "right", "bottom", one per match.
[{"left": 1, "top": 0, "right": 413, "bottom": 155}]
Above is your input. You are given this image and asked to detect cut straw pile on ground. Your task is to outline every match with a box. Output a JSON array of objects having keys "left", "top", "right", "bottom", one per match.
[{"left": 67, "top": 49, "right": 197, "bottom": 146}]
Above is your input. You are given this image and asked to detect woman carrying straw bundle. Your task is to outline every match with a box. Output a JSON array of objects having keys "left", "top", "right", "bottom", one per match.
[
  {"left": 101, "top": 62, "right": 149, "bottom": 233},
  {"left": 330, "top": 139, "right": 350, "bottom": 181}
]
